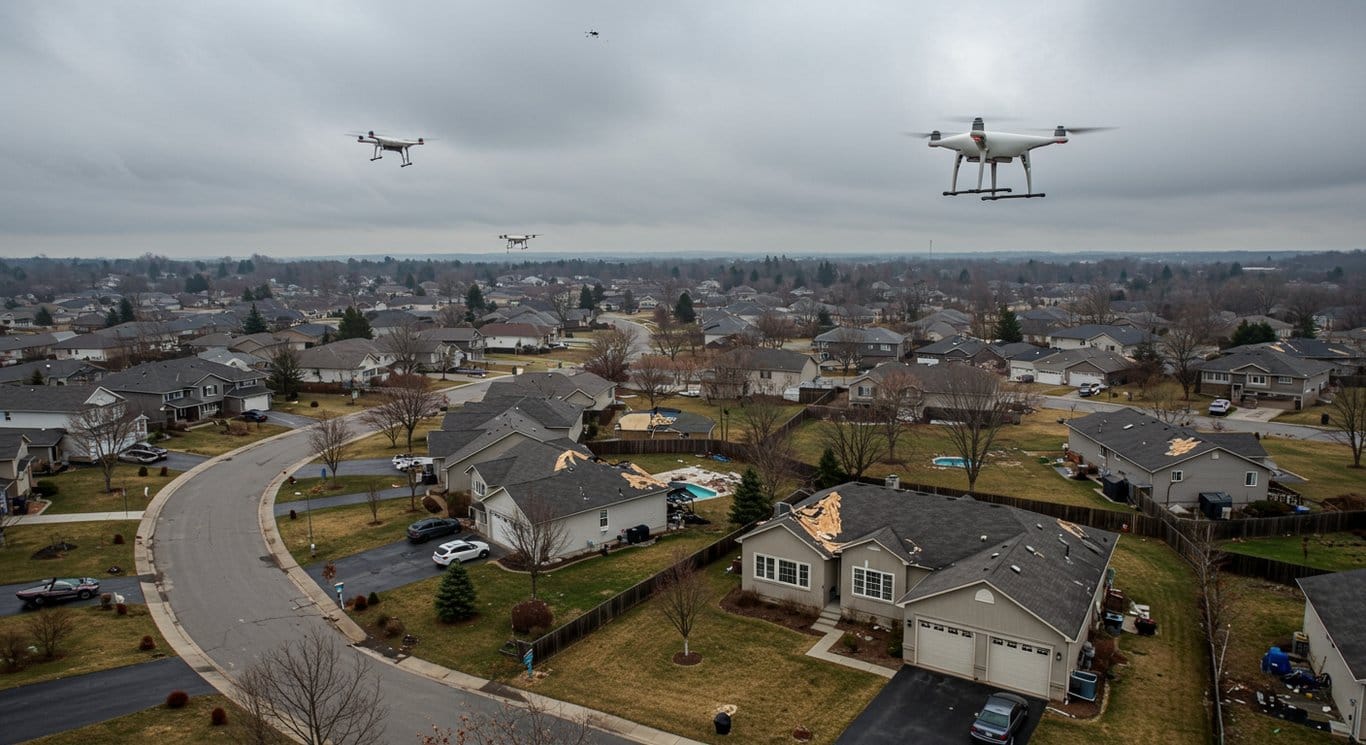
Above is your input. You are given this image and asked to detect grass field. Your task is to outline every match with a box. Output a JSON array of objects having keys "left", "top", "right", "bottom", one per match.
[
  {"left": 617, "top": 394, "right": 805, "bottom": 444},
  {"left": 275, "top": 474, "right": 413, "bottom": 504},
  {"left": 1223, "top": 532, "right": 1366, "bottom": 572},
  {"left": 342, "top": 417, "right": 443, "bottom": 460},
  {"left": 0, "top": 604, "right": 170, "bottom": 692},
  {"left": 273, "top": 393, "right": 380, "bottom": 419},
  {"left": 0, "top": 521, "right": 136, "bottom": 585},
  {"left": 28, "top": 695, "right": 242, "bottom": 745},
  {"left": 1273, "top": 403, "right": 1335, "bottom": 427},
  {"left": 37, "top": 464, "right": 180, "bottom": 515},
  {"left": 161, "top": 422, "right": 289, "bottom": 456},
  {"left": 275, "top": 499, "right": 424, "bottom": 566},
  {"left": 1034, "top": 538, "right": 1211, "bottom": 745},
  {"left": 1260, "top": 437, "right": 1364, "bottom": 506}
]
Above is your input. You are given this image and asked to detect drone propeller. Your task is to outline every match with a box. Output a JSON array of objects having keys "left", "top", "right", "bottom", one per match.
[
  {"left": 903, "top": 131, "right": 939, "bottom": 139},
  {"left": 1030, "top": 126, "right": 1117, "bottom": 135},
  {"left": 944, "top": 115, "right": 1020, "bottom": 124}
]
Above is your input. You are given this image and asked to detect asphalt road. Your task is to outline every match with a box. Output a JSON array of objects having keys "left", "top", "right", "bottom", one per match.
[
  {"left": 1037, "top": 394, "right": 1336, "bottom": 441},
  {"left": 0, "top": 656, "right": 215, "bottom": 745},
  {"left": 161, "top": 451, "right": 208, "bottom": 472},
  {"left": 148, "top": 378, "right": 635, "bottom": 744},
  {"left": 272, "top": 485, "right": 412, "bottom": 516},
  {"left": 303, "top": 536, "right": 504, "bottom": 600},
  {"left": 0, "top": 575, "right": 146, "bottom": 617},
  {"left": 601, "top": 315, "right": 653, "bottom": 360},
  {"left": 835, "top": 666, "right": 1043, "bottom": 745}
]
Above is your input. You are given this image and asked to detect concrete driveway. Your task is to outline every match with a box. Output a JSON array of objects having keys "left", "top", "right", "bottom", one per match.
[
  {"left": 0, "top": 575, "right": 145, "bottom": 617},
  {"left": 303, "top": 535, "right": 505, "bottom": 600},
  {"left": 835, "top": 667, "right": 1044, "bottom": 745}
]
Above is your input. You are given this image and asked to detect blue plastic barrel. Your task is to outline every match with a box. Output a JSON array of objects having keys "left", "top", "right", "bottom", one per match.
[{"left": 1070, "top": 670, "right": 1099, "bottom": 701}]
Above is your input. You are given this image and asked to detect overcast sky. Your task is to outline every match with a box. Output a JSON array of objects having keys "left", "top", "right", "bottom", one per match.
[{"left": 3, "top": 1, "right": 1365, "bottom": 259}]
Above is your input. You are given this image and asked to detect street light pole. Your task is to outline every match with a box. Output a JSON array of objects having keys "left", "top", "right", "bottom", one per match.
[{"left": 297, "top": 490, "right": 314, "bottom": 557}]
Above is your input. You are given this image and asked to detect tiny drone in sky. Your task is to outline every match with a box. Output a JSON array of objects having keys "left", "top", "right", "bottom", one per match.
[
  {"left": 347, "top": 130, "right": 427, "bottom": 167},
  {"left": 500, "top": 234, "right": 539, "bottom": 252},
  {"left": 585, "top": 30, "right": 600, "bottom": 38},
  {"left": 908, "top": 117, "right": 1113, "bottom": 201}
]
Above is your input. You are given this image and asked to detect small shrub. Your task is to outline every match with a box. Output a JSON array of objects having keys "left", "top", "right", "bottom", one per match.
[
  {"left": 113, "top": 534, "right": 125, "bottom": 545},
  {"left": 840, "top": 632, "right": 860, "bottom": 652},
  {"left": 139, "top": 635, "right": 156, "bottom": 651},
  {"left": 33, "top": 480, "right": 59, "bottom": 497},
  {"left": 375, "top": 614, "right": 390, "bottom": 627},
  {"left": 289, "top": 509, "right": 298, "bottom": 520},
  {"left": 352, "top": 594, "right": 368, "bottom": 611},
  {"left": 210, "top": 707, "right": 228, "bottom": 726},
  {"left": 116, "top": 603, "right": 128, "bottom": 616},
  {"left": 1, "top": 630, "right": 29, "bottom": 672},
  {"left": 887, "top": 639, "right": 903, "bottom": 657},
  {"left": 383, "top": 617, "right": 406, "bottom": 638},
  {"left": 367, "top": 591, "right": 380, "bottom": 607},
  {"left": 735, "top": 590, "right": 761, "bottom": 608},
  {"left": 510, "top": 599, "right": 553, "bottom": 635},
  {"left": 227, "top": 421, "right": 249, "bottom": 436},
  {"left": 159, "top": 466, "right": 169, "bottom": 477},
  {"left": 310, "top": 400, "right": 320, "bottom": 408},
  {"left": 165, "top": 690, "right": 190, "bottom": 709},
  {"left": 99, "top": 592, "right": 113, "bottom": 610},
  {"left": 138, "top": 466, "right": 149, "bottom": 477}
]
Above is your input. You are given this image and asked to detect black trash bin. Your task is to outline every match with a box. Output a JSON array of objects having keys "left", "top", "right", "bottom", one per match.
[
  {"left": 1321, "top": 413, "right": 1331, "bottom": 425},
  {"left": 713, "top": 711, "right": 731, "bottom": 736}
]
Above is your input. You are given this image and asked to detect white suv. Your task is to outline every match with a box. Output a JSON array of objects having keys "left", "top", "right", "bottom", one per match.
[
  {"left": 392, "top": 454, "right": 434, "bottom": 470},
  {"left": 1208, "top": 399, "right": 1232, "bottom": 416}
]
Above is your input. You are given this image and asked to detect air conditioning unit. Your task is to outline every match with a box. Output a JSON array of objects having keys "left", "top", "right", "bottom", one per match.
[
  {"left": 1292, "top": 631, "right": 1309, "bottom": 657},
  {"left": 885, "top": 474, "right": 901, "bottom": 489}
]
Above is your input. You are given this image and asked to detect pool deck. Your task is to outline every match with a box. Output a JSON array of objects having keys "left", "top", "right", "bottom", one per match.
[{"left": 653, "top": 465, "right": 743, "bottom": 498}]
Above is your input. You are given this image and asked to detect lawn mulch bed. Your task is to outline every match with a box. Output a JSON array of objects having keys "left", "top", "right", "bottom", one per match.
[
  {"left": 830, "top": 619, "right": 901, "bottom": 670},
  {"left": 718, "top": 586, "right": 821, "bottom": 636},
  {"left": 673, "top": 651, "right": 702, "bottom": 666}
]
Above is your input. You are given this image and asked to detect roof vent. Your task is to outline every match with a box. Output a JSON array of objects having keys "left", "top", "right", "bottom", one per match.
[
  {"left": 990, "top": 552, "right": 1000, "bottom": 558},
  {"left": 1036, "top": 523, "right": 1043, "bottom": 530},
  {"left": 1123, "top": 424, "right": 1134, "bottom": 430},
  {"left": 1010, "top": 565, "right": 1021, "bottom": 574},
  {"left": 1025, "top": 545, "right": 1036, "bottom": 554},
  {"left": 980, "top": 535, "right": 988, "bottom": 542}
]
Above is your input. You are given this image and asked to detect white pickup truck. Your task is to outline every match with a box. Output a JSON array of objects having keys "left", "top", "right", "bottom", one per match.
[{"left": 392, "top": 454, "right": 435, "bottom": 470}]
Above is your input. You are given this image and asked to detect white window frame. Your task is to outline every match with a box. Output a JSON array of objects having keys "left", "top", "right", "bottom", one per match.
[
  {"left": 753, "top": 553, "right": 810, "bottom": 589},
  {"left": 1204, "top": 372, "right": 1230, "bottom": 383},
  {"left": 852, "top": 566, "right": 894, "bottom": 602},
  {"left": 759, "top": 370, "right": 773, "bottom": 380},
  {"left": 1247, "top": 374, "right": 1268, "bottom": 387},
  {"left": 1245, "top": 471, "right": 1259, "bottom": 487},
  {"left": 1277, "top": 376, "right": 1294, "bottom": 385},
  {"left": 472, "top": 478, "right": 486, "bottom": 497},
  {"left": 857, "top": 385, "right": 872, "bottom": 398},
  {"left": 202, "top": 384, "right": 218, "bottom": 397},
  {"left": 1171, "top": 470, "right": 1184, "bottom": 483},
  {"left": 599, "top": 509, "right": 609, "bottom": 531}
]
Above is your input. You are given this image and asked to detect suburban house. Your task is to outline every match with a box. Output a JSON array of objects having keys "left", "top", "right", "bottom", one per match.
[
  {"left": 295, "top": 338, "right": 395, "bottom": 386},
  {"left": 704, "top": 348, "right": 820, "bottom": 399},
  {"left": 613, "top": 407, "right": 715, "bottom": 440},
  {"left": 468, "top": 440, "right": 670, "bottom": 560},
  {"left": 2, "top": 429, "right": 65, "bottom": 475},
  {"left": 53, "top": 333, "right": 132, "bottom": 364},
  {"left": 1236, "top": 338, "right": 1366, "bottom": 379},
  {"left": 813, "top": 327, "right": 910, "bottom": 368},
  {"left": 1029, "top": 348, "right": 1135, "bottom": 388},
  {"left": 479, "top": 322, "right": 554, "bottom": 352},
  {"left": 0, "top": 384, "right": 147, "bottom": 462},
  {"left": 1065, "top": 408, "right": 1272, "bottom": 510},
  {"left": 914, "top": 335, "right": 1002, "bottom": 368},
  {"left": 0, "top": 332, "right": 75, "bottom": 365},
  {"left": 420, "top": 327, "right": 485, "bottom": 364},
  {"left": 1017, "top": 307, "right": 1074, "bottom": 345},
  {"left": 1296, "top": 569, "right": 1366, "bottom": 743},
  {"left": 738, "top": 482, "right": 1117, "bottom": 701},
  {"left": 701, "top": 313, "right": 757, "bottom": 347},
  {"left": 0, "top": 359, "right": 105, "bottom": 386},
  {"left": 0, "top": 433, "right": 35, "bottom": 501},
  {"left": 1001, "top": 345, "right": 1060, "bottom": 383},
  {"left": 1046, "top": 325, "right": 1154, "bottom": 357},
  {"left": 100, "top": 358, "right": 271, "bottom": 427},
  {"left": 909, "top": 309, "right": 973, "bottom": 342},
  {"left": 275, "top": 323, "right": 332, "bottom": 349},
  {"left": 1199, "top": 347, "right": 1334, "bottom": 410},
  {"left": 847, "top": 363, "right": 1018, "bottom": 423},
  {"left": 1218, "top": 315, "right": 1294, "bottom": 341},
  {"left": 429, "top": 395, "right": 585, "bottom": 493},
  {"left": 486, "top": 371, "right": 616, "bottom": 419}
]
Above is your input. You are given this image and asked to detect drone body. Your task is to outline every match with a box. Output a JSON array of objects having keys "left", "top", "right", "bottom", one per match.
[
  {"left": 499, "top": 234, "right": 539, "bottom": 252},
  {"left": 915, "top": 117, "right": 1111, "bottom": 201},
  {"left": 350, "top": 130, "right": 426, "bottom": 167}
]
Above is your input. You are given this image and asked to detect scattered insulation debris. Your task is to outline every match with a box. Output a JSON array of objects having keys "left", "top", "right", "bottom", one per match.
[
  {"left": 1164, "top": 437, "right": 1201, "bottom": 457},
  {"left": 794, "top": 491, "right": 844, "bottom": 550}
]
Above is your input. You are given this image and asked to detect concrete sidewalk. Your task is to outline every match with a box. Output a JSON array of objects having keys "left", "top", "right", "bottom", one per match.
[{"left": 16, "top": 510, "right": 145, "bottom": 524}]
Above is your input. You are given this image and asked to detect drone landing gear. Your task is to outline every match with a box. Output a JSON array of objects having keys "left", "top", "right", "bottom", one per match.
[
  {"left": 982, "top": 193, "right": 1045, "bottom": 201},
  {"left": 944, "top": 188, "right": 1012, "bottom": 196},
  {"left": 370, "top": 157, "right": 382, "bottom": 161},
  {"left": 400, "top": 162, "right": 412, "bottom": 167}
]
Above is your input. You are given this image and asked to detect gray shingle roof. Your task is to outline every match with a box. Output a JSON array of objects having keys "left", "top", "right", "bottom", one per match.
[
  {"left": 1203, "top": 347, "right": 1338, "bottom": 378},
  {"left": 1047, "top": 324, "right": 1153, "bottom": 346},
  {"left": 1033, "top": 348, "right": 1134, "bottom": 374},
  {"left": 0, "top": 385, "right": 113, "bottom": 413},
  {"left": 100, "top": 357, "right": 261, "bottom": 393},
  {"left": 916, "top": 335, "right": 992, "bottom": 356},
  {"left": 0, "top": 359, "right": 104, "bottom": 385},
  {"left": 814, "top": 326, "right": 906, "bottom": 344},
  {"left": 474, "top": 439, "right": 668, "bottom": 521},
  {"left": 716, "top": 348, "right": 815, "bottom": 373},
  {"left": 295, "top": 339, "right": 387, "bottom": 370},
  {"left": 1297, "top": 569, "right": 1366, "bottom": 682},
  {"left": 1067, "top": 408, "right": 1267, "bottom": 472},
  {"left": 487, "top": 370, "right": 613, "bottom": 401}
]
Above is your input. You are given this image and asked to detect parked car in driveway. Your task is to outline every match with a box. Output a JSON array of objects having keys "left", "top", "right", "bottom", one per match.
[
  {"left": 1078, "top": 382, "right": 1107, "bottom": 397},
  {"left": 970, "top": 691, "right": 1029, "bottom": 744},
  {"left": 432, "top": 538, "right": 490, "bottom": 566},
  {"left": 240, "top": 409, "right": 268, "bottom": 422},
  {"left": 392, "top": 454, "right": 436, "bottom": 471},
  {"left": 452, "top": 366, "right": 486, "bottom": 377},
  {"left": 406, "top": 517, "right": 462, "bottom": 543},
  {"left": 1208, "top": 398, "right": 1232, "bottom": 416},
  {"left": 118, "top": 447, "right": 165, "bottom": 464},
  {"left": 16, "top": 577, "right": 101, "bottom": 607},
  {"left": 132, "top": 441, "right": 169, "bottom": 457}
]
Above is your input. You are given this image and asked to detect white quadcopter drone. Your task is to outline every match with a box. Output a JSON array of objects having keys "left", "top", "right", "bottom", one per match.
[
  {"left": 909, "top": 117, "right": 1113, "bottom": 201},
  {"left": 499, "top": 234, "right": 539, "bottom": 252},
  {"left": 348, "top": 130, "right": 427, "bottom": 167}
]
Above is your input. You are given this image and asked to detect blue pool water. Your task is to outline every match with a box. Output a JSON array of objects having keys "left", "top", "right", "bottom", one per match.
[
  {"left": 932, "top": 456, "right": 971, "bottom": 469},
  {"left": 669, "top": 482, "right": 720, "bottom": 500}
]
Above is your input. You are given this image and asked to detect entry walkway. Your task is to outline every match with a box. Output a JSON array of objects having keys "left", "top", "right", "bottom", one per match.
[
  {"left": 805, "top": 602, "right": 897, "bottom": 679},
  {"left": 15, "top": 510, "right": 144, "bottom": 524}
]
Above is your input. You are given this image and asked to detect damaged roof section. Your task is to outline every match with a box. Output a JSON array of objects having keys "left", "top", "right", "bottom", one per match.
[
  {"left": 793, "top": 490, "right": 844, "bottom": 551},
  {"left": 1165, "top": 436, "right": 1201, "bottom": 457}
]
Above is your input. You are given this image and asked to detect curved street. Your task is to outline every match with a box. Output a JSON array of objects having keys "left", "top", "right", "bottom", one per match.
[{"left": 142, "top": 381, "right": 651, "bottom": 744}]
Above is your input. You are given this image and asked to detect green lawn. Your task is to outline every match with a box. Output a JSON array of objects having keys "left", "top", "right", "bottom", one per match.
[
  {"left": 161, "top": 422, "right": 289, "bottom": 456},
  {"left": 1260, "top": 437, "right": 1364, "bottom": 507},
  {"left": 0, "top": 605, "right": 169, "bottom": 691},
  {"left": 1273, "top": 403, "right": 1335, "bottom": 427},
  {"left": 0, "top": 521, "right": 136, "bottom": 585},
  {"left": 275, "top": 500, "right": 425, "bottom": 567},
  {"left": 36, "top": 464, "right": 180, "bottom": 514},
  {"left": 276, "top": 475, "right": 412, "bottom": 504},
  {"left": 1223, "top": 532, "right": 1366, "bottom": 572},
  {"left": 273, "top": 393, "right": 380, "bottom": 419},
  {"left": 1034, "top": 538, "right": 1211, "bottom": 745},
  {"left": 28, "top": 695, "right": 242, "bottom": 745},
  {"left": 343, "top": 417, "right": 443, "bottom": 460},
  {"left": 351, "top": 496, "right": 738, "bottom": 681}
]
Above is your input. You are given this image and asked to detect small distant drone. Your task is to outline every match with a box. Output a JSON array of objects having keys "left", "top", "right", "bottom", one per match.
[
  {"left": 908, "top": 117, "right": 1113, "bottom": 200},
  {"left": 347, "top": 130, "right": 427, "bottom": 167},
  {"left": 499, "top": 234, "right": 539, "bottom": 252},
  {"left": 585, "top": 30, "right": 600, "bottom": 38}
]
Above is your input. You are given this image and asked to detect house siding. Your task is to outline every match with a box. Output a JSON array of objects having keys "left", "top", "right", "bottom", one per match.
[
  {"left": 1066, "top": 429, "right": 1270, "bottom": 507},
  {"left": 1303, "top": 602, "right": 1365, "bottom": 741},
  {"left": 739, "top": 527, "right": 832, "bottom": 611},
  {"left": 839, "top": 542, "right": 911, "bottom": 626}
]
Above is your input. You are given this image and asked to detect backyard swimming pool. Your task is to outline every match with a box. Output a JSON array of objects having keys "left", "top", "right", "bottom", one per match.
[
  {"left": 932, "top": 456, "right": 972, "bottom": 469},
  {"left": 669, "top": 481, "right": 720, "bottom": 500}
]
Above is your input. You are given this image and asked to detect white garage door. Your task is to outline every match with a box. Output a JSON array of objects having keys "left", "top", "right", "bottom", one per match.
[
  {"left": 915, "top": 619, "right": 975, "bottom": 677},
  {"left": 1035, "top": 370, "right": 1063, "bottom": 385},
  {"left": 986, "top": 636, "right": 1051, "bottom": 698},
  {"left": 240, "top": 393, "right": 272, "bottom": 411},
  {"left": 1069, "top": 371, "right": 1104, "bottom": 387}
]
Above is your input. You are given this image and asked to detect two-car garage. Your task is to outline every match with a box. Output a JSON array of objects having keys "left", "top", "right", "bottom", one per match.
[{"left": 913, "top": 617, "right": 1053, "bottom": 699}]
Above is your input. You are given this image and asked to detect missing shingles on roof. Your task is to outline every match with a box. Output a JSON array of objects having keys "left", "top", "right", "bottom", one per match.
[
  {"left": 620, "top": 470, "right": 665, "bottom": 490},
  {"left": 1165, "top": 436, "right": 1201, "bottom": 457},
  {"left": 1057, "top": 519, "right": 1090, "bottom": 541},
  {"left": 793, "top": 490, "right": 844, "bottom": 551},
  {"left": 554, "top": 449, "right": 591, "bottom": 471}
]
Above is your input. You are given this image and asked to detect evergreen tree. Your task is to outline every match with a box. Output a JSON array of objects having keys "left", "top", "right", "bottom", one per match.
[
  {"left": 243, "top": 303, "right": 268, "bottom": 334},
  {"left": 28, "top": 369, "right": 45, "bottom": 385},
  {"left": 1293, "top": 314, "right": 1317, "bottom": 339},
  {"left": 216, "top": 262, "right": 229, "bottom": 278},
  {"left": 1161, "top": 265, "right": 1173, "bottom": 281},
  {"left": 958, "top": 268, "right": 971, "bottom": 284},
  {"left": 813, "top": 448, "right": 847, "bottom": 490},
  {"left": 674, "top": 292, "right": 696, "bottom": 323},
  {"left": 269, "top": 347, "right": 303, "bottom": 400},
  {"left": 34, "top": 307, "right": 53, "bottom": 326},
  {"left": 434, "top": 560, "right": 478, "bottom": 622},
  {"left": 728, "top": 468, "right": 771, "bottom": 526},
  {"left": 622, "top": 289, "right": 636, "bottom": 313},
  {"left": 184, "top": 273, "right": 210, "bottom": 293},
  {"left": 337, "top": 306, "right": 373, "bottom": 340},
  {"left": 118, "top": 298, "right": 135, "bottom": 323},
  {"left": 465, "top": 283, "right": 486, "bottom": 313},
  {"left": 415, "top": 285, "right": 426, "bottom": 297},
  {"left": 241, "top": 287, "right": 255, "bottom": 302},
  {"left": 105, "top": 307, "right": 120, "bottom": 328},
  {"left": 749, "top": 268, "right": 759, "bottom": 283},
  {"left": 255, "top": 283, "right": 273, "bottom": 299},
  {"left": 236, "top": 258, "right": 255, "bottom": 275},
  {"left": 994, "top": 305, "right": 1023, "bottom": 343},
  {"left": 592, "top": 283, "right": 606, "bottom": 304},
  {"left": 1228, "top": 320, "right": 1277, "bottom": 348},
  {"left": 578, "top": 285, "right": 595, "bottom": 310},
  {"left": 816, "top": 261, "right": 837, "bottom": 287}
]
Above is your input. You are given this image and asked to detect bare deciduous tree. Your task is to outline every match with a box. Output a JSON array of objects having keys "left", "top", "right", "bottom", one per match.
[
  {"left": 1163, "top": 300, "right": 1217, "bottom": 400},
  {"left": 307, "top": 413, "right": 352, "bottom": 484},
  {"left": 1072, "top": 284, "right": 1117, "bottom": 326},
  {"left": 358, "top": 402, "right": 403, "bottom": 449},
  {"left": 65, "top": 401, "right": 145, "bottom": 493},
  {"left": 738, "top": 398, "right": 795, "bottom": 502},
  {"left": 418, "top": 698, "right": 598, "bottom": 745},
  {"left": 382, "top": 318, "right": 429, "bottom": 375},
  {"left": 656, "top": 547, "right": 707, "bottom": 659},
  {"left": 583, "top": 326, "right": 636, "bottom": 383},
  {"left": 870, "top": 368, "right": 923, "bottom": 463},
  {"left": 548, "top": 288, "right": 579, "bottom": 332},
  {"left": 378, "top": 376, "right": 444, "bottom": 450},
  {"left": 755, "top": 311, "right": 795, "bottom": 349},
  {"left": 365, "top": 481, "right": 382, "bottom": 525},
  {"left": 704, "top": 349, "right": 752, "bottom": 402},
  {"left": 1328, "top": 384, "right": 1366, "bottom": 468},
  {"left": 25, "top": 607, "right": 75, "bottom": 659},
  {"left": 824, "top": 327, "right": 865, "bottom": 377},
  {"left": 503, "top": 495, "right": 572, "bottom": 599},
  {"left": 237, "top": 629, "right": 387, "bottom": 745},
  {"left": 650, "top": 309, "right": 689, "bottom": 361},
  {"left": 1189, "top": 523, "right": 1238, "bottom": 704},
  {"left": 935, "top": 365, "right": 1024, "bottom": 492},
  {"left": 630, "top": 355, "right": 676, "bottom": 409},
  {"left": 434, "top": 304, "right": 466, "bottom": 328},
  {"left": 1143, "top": 381, "right": 1193, "bottom": 426},
  {"left": 820, "top": 410, "right": 886, "bottom": 478}
]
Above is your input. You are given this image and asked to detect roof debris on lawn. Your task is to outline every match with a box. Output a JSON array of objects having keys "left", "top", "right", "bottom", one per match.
[
  {"left": 1164, "top": 436, "right": 1201, "bottom": 457},
  {"left": 794, "top": 490, "right": 844, "bottom": 551},
  {"left": 554, "top": 448, "right": 591, "bottom": 471}
]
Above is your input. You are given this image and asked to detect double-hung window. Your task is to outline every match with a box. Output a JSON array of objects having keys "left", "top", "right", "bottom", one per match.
[
  {"left": 599, "top": 509, "right": 609, "bottom": 531},
  {"left": 1245, "top": 472, "right": 1259, "bottom": 487},
  {"left": 753, "top": 553, "right": 810, "bottom": 589},
  {"left": 852, "top": 566, "right": 894, "bottom": 602},
  {"left": 1171, "top": 470, "right": 1184, "bottom": 483}
]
